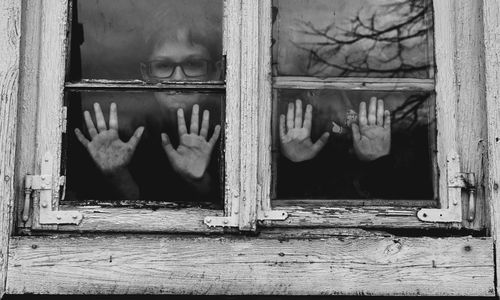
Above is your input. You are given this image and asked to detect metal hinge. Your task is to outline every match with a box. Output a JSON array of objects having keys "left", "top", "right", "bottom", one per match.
[
  {"left": 23, "top": 153, "right": 83, "bottom": 225},
  {"left": 204, "top": 210, "right": 288, "bottom": 228},
  {"left": 204, "top": 185, "right": 288, "bottom": 228},
  {"left": 417, "top": 151, "right": 476, "bottom": 223}
]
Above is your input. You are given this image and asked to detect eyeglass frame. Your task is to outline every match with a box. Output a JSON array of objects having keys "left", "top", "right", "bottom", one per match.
[{"left": 142, "top": 58, "right": 213, "bottom": 80}]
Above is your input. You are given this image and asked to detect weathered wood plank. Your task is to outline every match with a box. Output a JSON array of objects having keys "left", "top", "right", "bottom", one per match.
[
  {"left": 238, "top": 0, "right": 259, "bottom": 230},
  {"left": 455, "top": 0, "right": 488, "bottom": 230},
  {"left": 434, "top": 0, "right": 459, "bottom": 214},
  {"left": 65, "top": 80, "right": 226, "bottom": 91},
  {"left": 273, "top": 77, "right": 435, "bottom": 91},
  {"left": 55, "top": 206, "right": 223, "bottom": 233},
  {"left": 223, "top": 0, "right": 241, "bottom": 222},
  {"left": 482, "top": 0, "right": 500, "bottom": 297},
  {"left": 31, "top": 0, "right": 68, "bottom": 231},
  {"left": 264, "top": 205, "right": 457, "bottom": 229},
  {"left": 6, "top": 235, "right": 494, "bottom": 296},
  {"left": 257, "top": 0, "right": 273, "bottom": 214},
  {"left": 14, "top": 0, "right": 42, "bottom": 231},
  {"left": 0, "top": 0, "right": 22, "bottom": 298}
]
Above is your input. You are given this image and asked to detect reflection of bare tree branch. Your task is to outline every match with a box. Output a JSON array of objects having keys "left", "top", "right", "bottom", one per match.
[
  {"left": 294, "top": 0, "right": 433, "bottom": 78},
  {"left": 391, "top": 93, "right": 430, "bottom": 129}
]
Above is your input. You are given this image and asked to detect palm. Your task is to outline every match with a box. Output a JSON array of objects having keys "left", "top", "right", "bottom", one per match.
[
  {"left": 162, "top": 105, "right": 221, "bottom": 181},
  {"left": 352, "top": 98, "right": 391, "bottom": 161},
  {"left": 281, "top": 128, "right": 319, "bottom": 162},
  {"left": 169, "top": 134, "right": 214, "bottom": 179},
  {"left": 280, "top": 100, "right": 329, "bottom": 162},
  {"left": 86, "top": 130, "right": 135, "bottom": 173},
  {"left": 74, "top": 102, "right": 144, "bottom": 174}
]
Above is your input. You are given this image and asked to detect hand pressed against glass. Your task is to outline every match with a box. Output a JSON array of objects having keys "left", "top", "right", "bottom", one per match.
[
  {"left": 279, "top": 99, "right": 330, "bottom": 162},
  {"left": 75, "top": 102, "right": 144, "bottom": 175},
  {"left": 351, "top": 97, "right": 391, "bottom": 161},
  {"left": 161, "top": 104, "right": 221, "bottom": 181}
]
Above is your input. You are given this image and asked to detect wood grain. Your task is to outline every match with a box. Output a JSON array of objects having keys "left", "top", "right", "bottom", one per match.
[
  {"left": 482, "top": 0, "right": 500, "bottom": 296},
  {"left": 239, "top": 0, "right": 258, "bottom": 230},
  {"left": 263, "top": 205, "right": 457, "bottom": 229},
  {"left": 14, "top": 0, "right": 44, "bottom": 231},
  {"left": 223, "top": 0, "right": 242, "bottom": 222},
  {"left": 273, "top": 77, "right": 435, "bottom": 91},
  {"left": 6, "top": 235, "right": 494, "bottom": 296},
  {"left": 0, "top": 0, "right": 22, "bottom": 298},
  {"left": 454, "top": 0, "right": 488, "bottom": 230}
]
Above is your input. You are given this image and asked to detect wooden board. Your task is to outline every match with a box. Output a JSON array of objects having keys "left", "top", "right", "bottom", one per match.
[
  {"left": 482, "top": 0, "right": 500, "bottom": 297},
  {"left": 6, "top": 235, "right": 495, "bottom": 296},
  {"left": 0, "top": 0, "right": 22, "bottom": 298}
]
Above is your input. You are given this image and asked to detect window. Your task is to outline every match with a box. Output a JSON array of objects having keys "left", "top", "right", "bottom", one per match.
[{"left": 3, "top": 0, "right": 496, "bottom": 296}]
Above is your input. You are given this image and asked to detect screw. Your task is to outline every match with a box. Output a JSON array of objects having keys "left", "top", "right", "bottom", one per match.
[
  {"left": 56, "top": 216, "right": 61, "bottom": 220},
  {"left": 41, "top": 176, "right": 46, "bottom": 181},
  {"left": 264, "top": 213, "right": 269, "bottom": 218},
  {"left": 72, "top": 215, "right": 78, "bottom": 219},
  {"left": 41, "top": 202, "right": 48, "bottom": 208},
  {"left": 206, "top": 218, "right": 211, "bottom": 223},
  {"left": 223, "top": 219, "right": 228, "bottom": 224}
]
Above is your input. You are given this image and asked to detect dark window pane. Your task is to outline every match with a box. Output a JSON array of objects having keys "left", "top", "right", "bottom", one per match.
[
  {"left": 64, "top": 91, "right": 224, "bottom": 206},
  {"left": 272, "top": 89, "right": 436, "bottom": 201},
  {"left": 272, "top": 0, "right": 435, "bottom": 78},
  {"left": 70, "top": 0, "right": 223, "bottom": 81}
]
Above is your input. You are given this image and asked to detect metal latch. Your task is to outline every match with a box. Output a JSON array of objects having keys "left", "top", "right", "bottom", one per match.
[
  {"left": 23, "top": 153, "right": 83, "bottom": 225},
  {"left": 417, "top": 151, "right": 476, "bottom": 223}
]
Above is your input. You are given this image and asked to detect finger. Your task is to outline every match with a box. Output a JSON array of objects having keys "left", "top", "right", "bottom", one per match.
[
  {"left": 294, "top": 99, "right": 303, "bottom": 128},
  {"left": 177, "top": 108, "right": 188, "bottom": 136},
  {"left": 127, "top": 126, "right": 144, "bottom": 150},
  {"left": 351, "top": 123, "right": 361, "bottom": 141},
  {"left": 209, "top": 125, "right": 221, "bottom": 146},
  {"left": 383, "top": 110, "right": 391, "bottom": 129},
  {"left": 83, "top": 110, "right": 98, "bottom": 139},
  {"left": 376, "top": 99, "right": 384, "bottom": 126},
  {"left": 358, "top": 101, "right": 367, "bottom": 127},
  {"left": 74, "top": 128, "right": 90, "bottom": 148},
  {"left": 368, "top": 97, "right": 377, "bottom": 126},
  {"left": 312, "top": 132, "right": 330, "bottom": 154},
  {"left": 200, "top": 110, "right": 210, "bottom": 139},
  {"left": 94, "top": 102, "right": 107, "bottom": 132},
  {"left": 109, "top": 102, "right": 119, "bottom": 131},
  {"left": 279, "top": 114, "right": 286, "bottom": 141},
  {"left": 190, "top": 104, "right": 200, "bottom": 135},
  {"left": 286, "top": 102, "right": 294, "bottom": 131},
  {"left": 303, "top": 104, "right": 312, "bottom": 132},
  {"left": 161, "top": 133, "right": 177, "bottom": 157}
]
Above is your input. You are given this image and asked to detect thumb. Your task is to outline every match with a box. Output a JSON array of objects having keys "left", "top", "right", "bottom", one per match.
[{"left": 161, "top": 133, "right": 177, "bottom": 158}]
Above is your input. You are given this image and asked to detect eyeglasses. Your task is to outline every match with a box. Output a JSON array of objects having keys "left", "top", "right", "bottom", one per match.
[{"left": 145, "top": 59, "right": 211, "bottom": 79}]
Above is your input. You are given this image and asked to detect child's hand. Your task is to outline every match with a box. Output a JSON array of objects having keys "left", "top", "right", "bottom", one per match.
[
  {"left": 75, "top": 102, "right": 144, "bottom": 175},
  {"left": 161, "top": 104, "right": 221, "bottom": 181},
  {"left": 351, "top": 97, "right": 391, "bottom": 161},
  {"left": 279, "top": 99, "right": 330, "bottom": 162}
]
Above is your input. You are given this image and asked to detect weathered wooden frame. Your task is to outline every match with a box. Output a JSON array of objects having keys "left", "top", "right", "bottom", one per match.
[
  {"left": 258, "top": 0, "right": 489, "bottom": 231},
  {"left": 0, "top": 0, "right": 498, "bottom": 298},
  {"left": 12, "top": 0, "right": 262, "bottom": 233}
]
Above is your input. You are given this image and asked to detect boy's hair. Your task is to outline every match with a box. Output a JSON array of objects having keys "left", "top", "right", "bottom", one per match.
[{"left": 142, "top": 0, "right": 223, "bottom": 61}]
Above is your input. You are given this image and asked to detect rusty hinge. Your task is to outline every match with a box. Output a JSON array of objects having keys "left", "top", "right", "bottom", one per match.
[
  {"left": 23, "top": 153, "right": 83, "bottom": 225},
  {"left": 417, "top": 151, "right": 476, "bottom": 223}
]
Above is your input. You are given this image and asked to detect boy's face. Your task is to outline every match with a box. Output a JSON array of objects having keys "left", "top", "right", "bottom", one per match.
[{"left": 142, "top": 31, "right": 220, "bottom": 111}]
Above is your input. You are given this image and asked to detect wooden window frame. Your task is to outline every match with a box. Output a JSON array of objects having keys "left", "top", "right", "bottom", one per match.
[
  {"left": 12, "top": 0, "right": 263, "bottom": 233},
  {"left": 258, "top": 0, "right": 490, "bottom": 231},
  {"left": 0, "top": 0, "right": 499, "bottom": 297}
]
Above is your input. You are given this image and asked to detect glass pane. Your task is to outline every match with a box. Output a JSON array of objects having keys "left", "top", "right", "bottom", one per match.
[
  {"left": 64, "top": 91, "right": 224, "bottom": 206},
  {"left": 272, "top": 0, "right": 435, "bottom": 78},
  {"left": 272, "top": 89, "right": 435, "bottom": 201},
  {"left": 69, "top": 0, "right": 223, "bottom": 81}
]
